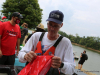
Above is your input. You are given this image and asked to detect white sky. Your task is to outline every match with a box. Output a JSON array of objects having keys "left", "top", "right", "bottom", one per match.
[{"left": 0, "top": 0, "right": 100, "bottom": 37}]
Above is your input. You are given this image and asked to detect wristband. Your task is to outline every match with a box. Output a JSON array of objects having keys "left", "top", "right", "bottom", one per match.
[{"left": 59, "top": 62, "right": 64, "bottom": 68}]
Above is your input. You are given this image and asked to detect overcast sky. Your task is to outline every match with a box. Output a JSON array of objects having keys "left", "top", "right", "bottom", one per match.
[{"left": 0, "top": 0, "right": 100, "bottom": 37}]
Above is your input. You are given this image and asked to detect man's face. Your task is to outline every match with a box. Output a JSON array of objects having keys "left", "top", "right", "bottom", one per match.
[
  {"left": 83, "top": 51, "right": 85, "bottom": 53},
  {"left": 47, "top": 21, "right": 63, "bottom": 35},
  {"left": 13, "top": 17, "right": 20, "bottom": 24}
]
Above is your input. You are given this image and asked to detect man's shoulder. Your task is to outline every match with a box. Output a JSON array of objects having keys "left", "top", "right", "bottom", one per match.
[
  {"left": 82, "top": 53, "right": 86, "bottom": 56},
  {"left": 32, "top": 32, "right": 47, "bottom": 37},
  {"left": 0, "top": 21, "right": 10, "bottom": 27},
  {"left": 15, "top": 24, "right": 21, "bottom": 29},
  {"left": 2, "top": 21, "right": 9, "bottom": 24},
  {"left": 58, "top": 35, "right": 72, "bottom": 47},
  {"left": 23, "top": 28, "right": 28, "bottom": 31},
  {"left": 34, "top": 32, "right": 44, "bottom": 35},
  {"left": 30, "top": 32, "right": 44, "bottom": 40},
  {"left": 61, "top": 36, "right": 71, "bottom": 43}
]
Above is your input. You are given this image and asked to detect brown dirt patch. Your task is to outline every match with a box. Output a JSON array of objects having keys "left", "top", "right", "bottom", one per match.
[{"left": 75, "top": 66, "right": 96, "bottom": 75}]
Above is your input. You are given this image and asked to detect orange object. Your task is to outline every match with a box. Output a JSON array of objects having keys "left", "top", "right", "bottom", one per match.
[
  {"left": 18, "top": 32, "right": 63, "bottom": 75},
  {"left": 35, "top": 41, "right": 56, "bottom": 55}
]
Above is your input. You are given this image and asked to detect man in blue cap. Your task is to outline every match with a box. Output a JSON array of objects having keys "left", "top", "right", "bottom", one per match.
[
  {"left": 18, "top": 10, "right": 75, "bottom": 75},
  {"left": 0, "top": 12, "right": 23, "bottom": 65}
]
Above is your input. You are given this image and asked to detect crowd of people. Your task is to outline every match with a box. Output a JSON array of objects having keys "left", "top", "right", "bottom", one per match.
[{"left": 0, "top": 10, "right": 79, "bottom": 75}]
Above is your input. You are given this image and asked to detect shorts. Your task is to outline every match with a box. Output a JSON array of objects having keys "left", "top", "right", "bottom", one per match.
[
  {"left": 78, "top": 60, "right": 85, "bottom": 65},
  {"left": 0, "top": 54, "right": 15, "bottom": 65}
]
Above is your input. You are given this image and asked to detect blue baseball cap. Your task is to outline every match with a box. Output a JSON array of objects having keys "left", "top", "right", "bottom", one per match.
[{"left": 46, "top": 10, "right": 64, "bottom": 24}]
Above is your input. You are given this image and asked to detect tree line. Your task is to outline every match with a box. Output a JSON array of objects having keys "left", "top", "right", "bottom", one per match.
[
  {"left": 45, "top": 28, "right": 100, "bottom": 51},
  {"left": 1, "top": 0, "right": 42, "bottom": 28},
  {"left": 60, "top": 31, "right": 100, "bottom": 51}
]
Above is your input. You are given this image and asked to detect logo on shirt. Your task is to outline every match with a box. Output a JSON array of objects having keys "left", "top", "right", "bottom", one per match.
[
  {"left": 6, "top": 30, "right": 18, "bottom": 36},
  {"left": 42, "top": 45, "right": 50, "bottom": 54},
  {"left": 12, "top": 29, "right": 14, "bottom": 31}
]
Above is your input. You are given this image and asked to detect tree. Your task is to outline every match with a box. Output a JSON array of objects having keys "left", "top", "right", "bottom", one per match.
[
  {"left": 79, "top": 36, "right": 86, "bottom": 45},
  {"left": 75, "top": 33, "right": 81, "bottom": 44},
  {"left": 58, "top": 31, "right": 68, "bottom": 37},
  {"left": 0, "top": 16, "right": 1, "bottom": 19},
  {"left": 1, "top": 0, "right": 43, "bottom": 28}
]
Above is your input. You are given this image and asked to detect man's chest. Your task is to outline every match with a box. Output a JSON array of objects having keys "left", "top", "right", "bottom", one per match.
[{"left": 3, "top": 26, "right": 19, "bottom": 37}]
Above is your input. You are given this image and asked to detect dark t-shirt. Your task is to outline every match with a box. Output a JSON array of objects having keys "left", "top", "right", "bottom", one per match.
[
  {"left": 81, "top": 53, "right": 86, "bottom": 61},
  {"left": 21, "top": 28, "right": 28, "bottom": 38}
]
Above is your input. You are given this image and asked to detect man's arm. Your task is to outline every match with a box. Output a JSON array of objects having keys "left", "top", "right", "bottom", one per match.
[
  {"left": 25, "top": 33, "right": 33, "bottom": 43},
  {"left": 0, "top": 35, "right": 2, "bottom": 58},
  {"left": 18, "top": 33, "right": 36, "bottom": 63},
  {"left": 16, "top": 38, "right": 20, "bottom": 56},
  {"left": 0, "top": 24, "right": 4, "bottom": 58},
  {"left": 0, "top": 35, "right": 1, "bottom": 50},
  {"left": 60, "top": 39, "right": 75, "bottom": 74},
  {"left": 80, "top": 53, "right": 82, "bottom": 57}
]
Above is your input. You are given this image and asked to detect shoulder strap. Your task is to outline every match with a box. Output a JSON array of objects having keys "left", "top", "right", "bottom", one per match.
[
  {"left": 39, "top": 32, "right": 63, "bottom": 47},
  {"left": 39, "top": 32, "right": 45, "bottom": 41},
  {"left": 53, "top": 36, "right": 63, "bottom": 47}
]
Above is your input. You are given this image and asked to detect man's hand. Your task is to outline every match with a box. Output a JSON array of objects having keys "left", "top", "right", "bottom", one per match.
[
  {"left": 24, "top": 51, "right": 37, "bottom": 62},
  {"left": 51, "top": 56, "right": 62, "bottom": 69},
  {"left": 0, "top": 50, "right": 2, "bottom": 58},
  {"left": 16, "top": 50, "right": 19, "bottom": 56}
]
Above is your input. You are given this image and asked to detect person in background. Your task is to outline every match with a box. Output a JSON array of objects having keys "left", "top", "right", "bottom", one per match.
[
  {"left": 78, "top": 50, "right": 87, "bottom": 70},
  {"left": 25, "top": 23, "right": 45, "bottom": 43},
  {"left": 18, "top": 10, "right": 75, "bottom": 75},
  {"left": 20, "top": 23, "right": 28, "bottom": 45},
  {"left": 20, "top": 22, "right": 25, "bottom": 30},
  {"left": 1, "top": 16, "right": 7, "bottom": 22},
  {"left": 0, "top": 16, "right": 7, "bottom": 24},
  {"left": 0, "top": 12, "right": 23, "bottom": 65}
]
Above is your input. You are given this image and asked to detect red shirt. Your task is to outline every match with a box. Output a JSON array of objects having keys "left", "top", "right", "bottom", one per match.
[
  {"left": 0, "top": 21, "right": 21, "bottom": 55},
  {"left": 0, "top": 21, "right": 3, "bottom": 25}
]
